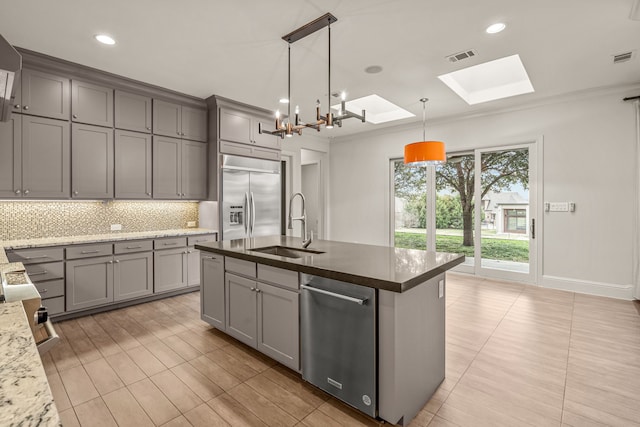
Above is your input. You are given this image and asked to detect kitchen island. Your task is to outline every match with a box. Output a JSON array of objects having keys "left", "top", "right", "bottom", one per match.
[{"left": 196, "top": 235, "right": 464, "bottom": 426}]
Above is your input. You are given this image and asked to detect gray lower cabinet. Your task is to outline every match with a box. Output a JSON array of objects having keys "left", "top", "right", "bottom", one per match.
[
  {"left": 225, "top": 273, "right": 258, "bottom": 347},
  {"left": 115, "top": 90, "right": 152, "bottom": 133},
  {"left": 154, "top": 247, "right": 188, "bottom": 292},
  {"left": 114, "top": 252, "right": 153, "bottom": 301},
  {"left": 71, "top": 124, "right": 114, "bottom": 199},
  {"left": 72, "top": 80, "right": 114, "bottom": 127},
  {"left": 19, "top": 69, "right": 70, "bottom": 120},
  {"left": 115, "top": 130, "right": 152, "bottom": 199},
  {"left": 0, "top": 114, "right": 21, "bottom": 198},
  {"left": 182, "top": 140, "right": 207, "bottom": 199},
  {"left": 22, "top": 115, "right": 70, "bottom": 198},
  {"left": 66, "top": 255, "right": 114, "bottom": 311},
  {"left": 201, "top": 253, "right": 225, "bottom": 329},
  {"left": 187, "top": 248, "right": 201, "bottom": 287}
]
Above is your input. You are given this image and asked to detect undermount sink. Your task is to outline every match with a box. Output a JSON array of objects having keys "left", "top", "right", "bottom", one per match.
[{"left": 249, "top": 245, "right": 325, "bottom": 259}]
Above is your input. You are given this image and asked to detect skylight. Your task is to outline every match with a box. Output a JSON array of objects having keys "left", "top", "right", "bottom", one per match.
[
  {"left": 332, "top": 94, "right": 414, "bottom": 124},
  {"left": 438, "top": 54, "right": 534, "bottom": 105}
]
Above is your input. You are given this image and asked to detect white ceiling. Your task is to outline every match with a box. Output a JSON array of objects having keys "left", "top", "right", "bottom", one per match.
[{"left": 2, "top": 0, "right": 640, "bottom": 136}]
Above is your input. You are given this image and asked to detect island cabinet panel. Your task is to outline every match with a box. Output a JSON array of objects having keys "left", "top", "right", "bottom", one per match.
[
  {"left": 154, "top": 246, "right": 188, "bottom": 293},
  {"left": 71, "top": 124, "right": 114, "bottom": 199},
  {"left": 256, "top": 281, "right": 299, "bottom": 370},
  {"left": 225, "top": 272, "right": 258, "bottom": 347},
  {"left": 115, "top": 130, "right": 152, "bottom": 199},
  {"left": 66, "top": 255, "right": 114, "bottom": 311},
  {"left": 113, "top": 252, "right": 153, "bottom": 301},
  {"left": 71, "top": 80, "right": 114, "bottom": 127},
  {"left": 182, "top": 140, "right": 207, "bottom": 200},
  {"left": 21, "top": 115, "right": 70, "bottom": 198},
  {"left": 153, "top": 136, "right": 182, "bottom": 199},
  {"left": 20, "top": 69, "right": 70, "bottom": 120},
  {"left": 114, "top": 90, "right": 152, "bottom": 133},
  {"left": 201, "top": 253, "right": 225, "bottom": 330},
  {"left": 0, "top": 114, "right": 22, "bottom": 198}
]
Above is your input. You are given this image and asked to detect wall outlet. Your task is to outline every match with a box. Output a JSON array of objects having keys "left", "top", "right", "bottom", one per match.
[
  {"left": 110, "top": 224, "right": 122, "bottom": 231},
  {"left": 187, "top": 221, "right": 197, "bottom": 228}
]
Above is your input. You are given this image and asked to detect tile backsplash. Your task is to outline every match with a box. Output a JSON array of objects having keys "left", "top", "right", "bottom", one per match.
[{"left": 0, "top": 201, "right": 199, "bottom": 240}]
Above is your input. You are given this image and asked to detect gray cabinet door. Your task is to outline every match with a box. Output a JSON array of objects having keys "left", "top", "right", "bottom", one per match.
[
  {"left": 219, "top": 108, "right": 252, "bottom": 144},
  {"left": 182, "top": 140, "right": 207, "bottom": 200},
  {"left": 71, "top": 124, "right": 114, "bottom": 199},
  {"left": 253, "top": 117, "right": 280, "bottom": 149},
  {"left": 154, "top": 247, "right": 187, "bottom": 292},
  {"left": 115, "top": 130, "right": 152, "bottom": 199},
  {"left": 72, "top": 80, "right": 114, "bottom": 127},
  {"left": 21, "top": 115, "right": 70, "bottom": 198},
  {"left": 20, "top": 69, "right": 70, "bottom": 120},
  {"left": 153, "top": 136, "right": 182, "bottom": 199},
  {"left": 181, "top": 106, "right": 207, "bottom": 142},
  {"left": 257, "top": 282, "right": 299, "bottom": 370},
  {"left": 114, "top": 252, "right": 153, "bottom": 301},
  {"left": 187, "top": 248, "right": 200, "bottom": 287},
  {"left": 66, "top": 256, "right": 114, "bottom": 311},
  {"left": 153, "top": 99, "right": 181, "bottom": 138},
  {"left": 201, "top": 254, "right": 225, "bottom": 329},
  {"left": 225, "top": 272, "right": 257, "bottom": 347},
  {"left": 115, "top": 90, "right": 152, "bottom": 133},
  {"left": 0, "top": 114, "right": 21, "bottom": 198}
]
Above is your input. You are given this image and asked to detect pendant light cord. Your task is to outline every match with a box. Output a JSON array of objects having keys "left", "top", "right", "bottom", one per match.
[
  {"left": 327, "top": 21, "right": 331, "bottom": 114},
  {"left": 287, "top": 43, "right": 291, "bottom": 123},
  {"left": 421, "top": 98, "right": 428, "bottom": 141}
]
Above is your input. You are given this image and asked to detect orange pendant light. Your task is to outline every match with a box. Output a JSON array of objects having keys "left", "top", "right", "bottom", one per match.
[{"left": 404, "top": 98, "right": 446, "bottom": 165}]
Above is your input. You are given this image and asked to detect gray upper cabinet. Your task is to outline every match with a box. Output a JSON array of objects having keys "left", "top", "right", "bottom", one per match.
[
  {"left": 19, "top": 69, "right": 70, "bottom": 120},
  {"left": 72, "top": 80, "right": 114, "bottom": 127},
  {"left": 153, "top": 135, "right": 181, "bottom": 199},
  {"left": 114, "top": 91, "right": 152, "bottom": 133},
  {"left": 66, "top": 255, "right": 114, "bottom": 311},
  {"left": 182, "top": 140, "right": 207, "bottom": 199},
  {"left": 219, "top": 107, "right": 280, "bottom": 150},
  {"left": 22, "top": 115, "right": 70, "bottom": 198},
  {"left": 0, "top": 115, "right": 22, "bottom": 198},
  {"left": 154, "top": 99, "right": 206, "bottom": 142},
  {"left": 115, "top": 130, "right": 152, "bottom": 199},
  {"left": 113, "top": 251, "right": 153, "bottom": 301},
  {"left": 201, "top": 254, "right": 225, "bottom": 330},
  {"left": 71, "top": 124, "right": 114, "bottom": 199}
]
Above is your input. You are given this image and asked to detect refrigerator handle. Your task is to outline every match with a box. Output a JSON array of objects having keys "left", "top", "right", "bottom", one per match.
[
  {"left": 244, "top": 192, "right": 249, "bottom": 235},
  {"left": 250, "top": 192, "right": 256, "bottom": 235}
]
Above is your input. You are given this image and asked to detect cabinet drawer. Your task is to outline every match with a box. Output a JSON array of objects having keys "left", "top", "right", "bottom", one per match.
[
  {"left": 7, "top": 247, "right": 64, "bottom": 264},
  {"left": 34, "top": 279, "right": 64, "bottom": 299},
  {"left": 25, "top": 262, "right": 64, "bottom": 282},
  {"left": 188, "top": 234, "right": 217, "bottom": 246},
  {"left": 114, "top": 240, "right": 153, "bottom": 254},
  {"left": 225, "top": 257, "right": 256, "bottom": 278},
  {"left": 43, "top": 296, "right": 65, "bottom": 315},
  {"left": 66, "top": 243, "right": 113, "bottom": 259},
  {"left": 154, "top": 237, "right": 187, "bottom": 249},
  {"left": 257, "top": 264, "right": 299, "bottom": 291}
]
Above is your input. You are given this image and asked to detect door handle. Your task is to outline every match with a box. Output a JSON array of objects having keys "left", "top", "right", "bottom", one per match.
[
  {"left": 301, "top": 285, "right": 367, "bottom": 305},
  {"left": 250, "top": 192, "right": 256, "bottom": 235},
  {"left": 530, "top": 218, "right": 535, "bottom": 239},
  {"left": 244, "top": 192, "right": 249, "bottom": 235}
]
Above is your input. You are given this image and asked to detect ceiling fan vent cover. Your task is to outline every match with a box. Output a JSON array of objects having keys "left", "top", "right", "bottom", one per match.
[{"left": 446, "top": 49, "right": 477, "bottom": 63}]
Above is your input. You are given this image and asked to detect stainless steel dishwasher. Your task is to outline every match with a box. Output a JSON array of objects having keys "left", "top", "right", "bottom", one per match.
[{"left": 300, "top": 274, "right": 377, "bottom": 417}]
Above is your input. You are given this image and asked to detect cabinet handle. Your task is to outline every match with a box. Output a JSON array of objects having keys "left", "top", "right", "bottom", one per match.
[
  {"left": 177, "top": 131, "right": 181, "bottom": 135},
  {"left": 125, "top": 246, "right": 142, "bottom": 249},
  {"left": 250, "top": 287, "right": 256, "bottom": 292},
  {"left": 40, "top": 288, "right": 48, "bottom": 293},
  {"left": 24, "top": 189, "right": 30, "bottom": 195},
  {"left": 23, "top": 105, "right": 29, "bottom": 110},
  {"left": 146, "top": 127, "right": 151, "bottom": 130},
  {"left": 256, "top": 289, "right": 261, "bottom": 293},
  {"left": 81, "top": 250, "right": 101, "bottom": 254},
  {"left": 73, "top": 191, "right": 79, "bottom": 195},
  {"left": 115, "top": 260, "right": 120, "bottom": 263},
  {"left": 108, "top": 260, "right": 113, "bottom": 264},
  {"left": 73, "top": 114, "right": 78, "bottom": 119},
  {"left": 25, "top": 255, "right": 49, "bottom": 260},
  {"left": 204, "top": 256, "right": 217, "bottom": 260},
  {"left": 187, "top": 250, "right": 193, "bottom": 254},
  {"left": 146, "top": 192, "right": 151, "bottom": 196},
  {"left": 14, "top": 189, "right": 21, "bottom": 195},
  {"left": 163, "top": 242, "right": 178, "bottom": 246},
  {"left": 14, "top": 104, "right": 20, "bottom": 109},
  {"left": 28, "top": 271, "right": 48, "bottom": 276},
  {"left": 177, "top": 193, "right": 181, "bottom": 196}
]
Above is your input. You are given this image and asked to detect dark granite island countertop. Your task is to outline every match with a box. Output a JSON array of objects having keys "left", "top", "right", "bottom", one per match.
[{"left": 195, "top": 235, "right": 464, "bottom": 292}]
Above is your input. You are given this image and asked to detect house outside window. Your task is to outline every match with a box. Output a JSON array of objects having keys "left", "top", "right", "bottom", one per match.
[{"left": 504, "top": 208, "right": 527, "bottom": 233}]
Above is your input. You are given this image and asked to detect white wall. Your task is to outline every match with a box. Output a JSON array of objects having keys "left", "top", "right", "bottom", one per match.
[{"left": 328, "top": 86, "right": 640, "bottom": 299}]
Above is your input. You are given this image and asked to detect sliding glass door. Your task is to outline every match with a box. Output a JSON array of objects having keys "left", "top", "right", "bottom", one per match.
[{"left": 391, "top": 143, "right": 537, "bottom": 283}]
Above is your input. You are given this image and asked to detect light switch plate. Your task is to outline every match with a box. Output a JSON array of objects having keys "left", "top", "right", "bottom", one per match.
[
  {"left": 438, "top": 280, "right": 444, "bottom": 298},
  {"left": 549, "top": 202, "right": 569, "bottom": 212},
  {"left": 110, "top": 224, "right": 122, "bottom": 231},
  {"left": 187, "top": 221, "right": 196, "bottom": 228}
]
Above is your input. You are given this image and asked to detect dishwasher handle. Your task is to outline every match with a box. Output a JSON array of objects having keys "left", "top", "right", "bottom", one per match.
[{"left": 301, "top": 284, "right": 367, "bottom": 305}]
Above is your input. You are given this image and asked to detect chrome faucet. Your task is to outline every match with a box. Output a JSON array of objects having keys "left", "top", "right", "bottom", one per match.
[{"left": 288, "top": 192, "right": 313, "bottom": 248}]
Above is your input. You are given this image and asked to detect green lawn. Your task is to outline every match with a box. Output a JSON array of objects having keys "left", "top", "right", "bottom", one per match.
[{"left": 395, "top": 232, "right": 529, "bottom": 262}]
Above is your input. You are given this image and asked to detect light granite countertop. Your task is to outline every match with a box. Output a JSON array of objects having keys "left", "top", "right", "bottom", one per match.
[
  {"left": 0, "top": 301, "right": 60, "bottom": 426},
  {"left": 0, "top": 228, "right": 218, "bottom": 250}
]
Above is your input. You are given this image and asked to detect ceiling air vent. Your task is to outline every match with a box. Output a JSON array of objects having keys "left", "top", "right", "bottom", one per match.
[
  {"left": 446, "top": 49, "right": 477, "bottom": 63},
  {"left": 613, "top": 51, "right": 635, "bottom": 64}
]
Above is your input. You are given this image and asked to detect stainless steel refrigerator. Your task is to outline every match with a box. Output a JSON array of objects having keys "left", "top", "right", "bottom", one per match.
[{"left": 220, "top": 154, "right": 281, "bottom": 240}]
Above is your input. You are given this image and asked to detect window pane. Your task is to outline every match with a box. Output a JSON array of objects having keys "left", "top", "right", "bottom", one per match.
[{"left": 393, "top": 159, "right": 427, "bottom": 250}]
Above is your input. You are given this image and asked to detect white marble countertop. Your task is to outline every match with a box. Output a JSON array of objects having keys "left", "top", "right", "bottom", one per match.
[
  {"left": 0, "top": 228, "right": 218, "bottom": 250},
  {"left": 0, "top": 302, "right": 60, "bottom": 426}
]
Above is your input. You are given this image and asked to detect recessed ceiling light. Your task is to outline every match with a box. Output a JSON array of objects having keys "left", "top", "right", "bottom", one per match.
[
  {"left": 331, "top": 94, "right": 414, "bottom": 124},
  {"left": 94, "top": 34, "right": 116, "bottom": 45},
  {"left": 486, "top": 23, "right": 506, "bottom": 34},
  {"left": 438, "top": 54, "right": 534, "bottom": 105},
  {"left": 365, "top": 65, "right": 383, "bottom": 74},
  {"left": 279, "top": 98, "right": 289, "bottom": 104}
]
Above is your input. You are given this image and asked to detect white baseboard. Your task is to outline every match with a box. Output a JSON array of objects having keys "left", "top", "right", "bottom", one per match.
[{"left": 541, "top": 275, "right": 634, "bottom": 300}]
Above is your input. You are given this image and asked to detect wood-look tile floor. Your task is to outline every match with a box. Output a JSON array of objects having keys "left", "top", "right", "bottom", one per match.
[{"left": 39, "top": 273, "right": 640, "bottom": 427}]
